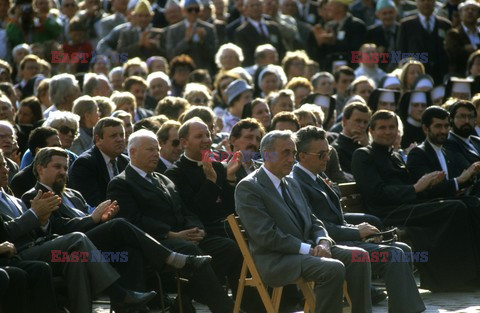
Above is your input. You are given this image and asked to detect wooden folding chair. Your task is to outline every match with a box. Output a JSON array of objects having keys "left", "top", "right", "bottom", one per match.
[{"left": 227, "top": 214, "right": 316, "bottom": 313}]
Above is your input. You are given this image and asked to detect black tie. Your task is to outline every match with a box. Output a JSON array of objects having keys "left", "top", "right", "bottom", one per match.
[
  {"left": 280, "top": 179, "right": 303, "bottom": 227},
  {"left": 110, "top": 159, "right": 119, "bottom": 177},
  {"left": 146, "top": 172, "right": 161, "bottom": 189}
]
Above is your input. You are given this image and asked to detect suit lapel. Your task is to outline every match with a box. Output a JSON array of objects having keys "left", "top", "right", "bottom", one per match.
[
  {"left": 257, "top": 168, "right": 303, "bottom": 232},
  {"left": 126, "top": 166, "right": 174, "bottom": 205},
  {"left": 93, "top": 147, "right": 111, "bottom": 184},
  {"left": 424, "top": 142, "right": 443, "bottom": 171}
]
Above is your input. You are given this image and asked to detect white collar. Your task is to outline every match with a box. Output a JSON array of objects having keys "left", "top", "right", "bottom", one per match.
[
  {"left": 451, "top": 131, "right": 470, "bottom": 143},
  {"left": 427, "top": 139, "right": 443, "bottom": 152},
  {"left": 262, "top": 165, "right": 282, "bottom": 192},
  {"left": 462, "top": 22, "right": 478, "bottom": 34},
  {"left": 418, "top": 13, "right": 433, "bottom": 24},
  {"left": 248, "top": 17, "right": 265, "bottom": 28},
  {"left": 99, "top": 149, "right": 115, "bottom": 166},
  {"left": 184, "top": 153, "right": 203, "bottom": 166},
  {"left": 296, "top": 163, "right": 317, "bottom": 182},
  {"left": 130, "top": 162, "right": 149, "bottom": 178},
  {"left": 159, "top": 156, "right": 174, "bottom": 169}
]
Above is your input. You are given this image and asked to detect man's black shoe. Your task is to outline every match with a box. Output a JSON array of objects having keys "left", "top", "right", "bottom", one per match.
[
  {"left": 183, "top": 255, "right": 212, "bottom": 273},
  {"left": 112, "top": 290, "right": 157, "bottom": 312},
  {"left": 371, "top": 287, "right": 387, "bottom": 305}
]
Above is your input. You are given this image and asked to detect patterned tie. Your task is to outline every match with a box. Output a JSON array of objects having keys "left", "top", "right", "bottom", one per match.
[{"left": 110, "top": 159, "right": 119, "bottom": 177}]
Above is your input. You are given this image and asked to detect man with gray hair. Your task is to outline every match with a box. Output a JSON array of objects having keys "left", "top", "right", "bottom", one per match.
[
  {"left": 43, "top": 74, "right": 81, "bottom": 118},
  {"left": 245, "top": 43, "right": 279, "bottom": 76},
  {"left": 83, "top": 73, "right": 113, "bottom": 97},
  {"left": 0, "top": 121, "right": 19, "bottom": 182},
  {"left": 235, "top": 130, "right": 372, "bottom": 313},
  {"left": 145, "top": 71, "right": 171, "bottom": 110},
  {"left": 108, "top": 129, "right": 240, "bottom": 312}
]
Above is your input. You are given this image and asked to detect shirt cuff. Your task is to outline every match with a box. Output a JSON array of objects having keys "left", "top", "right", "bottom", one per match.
[
  {"left": 316, "top": 237, "right": 330, "bottom": 245},
  {"left": 454, "top": 178, "right": 459, "bottom": 191},
  {"left": 299, "top": 243, "right": 311, "bottom": 255}
]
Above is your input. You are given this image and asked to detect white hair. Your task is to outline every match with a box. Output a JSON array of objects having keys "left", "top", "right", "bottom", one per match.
[
  {"left": 109, "top": 67, "right": 124, "bottom": 81},
  {"left": 127, "top": 129, "right": 158, "bottom": 153},
  {"left": 49, "top": 74, "right": 79, "bottom": 105},
  {"left": 215, "top": 43, "right": 244, "bottom": 69},
  {"left": 12, "top": 44, "right": 31, "bottom": 57},
  {"left": 83, "top": 73, "right": 112, "bottom": 96},
  {"left": 146, "top": 71, "right": 171, "bottom": 87}
]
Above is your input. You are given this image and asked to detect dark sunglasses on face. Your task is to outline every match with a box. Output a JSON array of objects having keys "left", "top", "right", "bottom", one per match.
[
  {"left": 187, "top": 6, "right": 200, "bottom": 13},
  {"left": 58, "top": 125, "right": 77, "bottom": 136}
]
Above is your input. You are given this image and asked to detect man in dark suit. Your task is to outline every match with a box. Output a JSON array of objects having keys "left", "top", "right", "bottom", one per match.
[
  {"left": 23, "top": 147, "right": 211, "bottom": 296},
  {"left": 332, "top": 102, "right": 371, "bottom": 175},
  {"left": 366, "top": 0, "right": 400, "bottom": 71},
  {"left": 107, "top": 129, "right": 237, "bottom": 313},
  {"left": 444, "top": 0, "right": 480, "bottom": 76},
  {"left": 69, "top": 117, "right": 129, "bottom": 207},
  {"left": 156, "top": 121, "right": 182, "bottom": 173},
  {"left": 307, "top": 0, "right": 366, "bottom": 70},
  {"left": 11, "top": 127, "right": 61, "bottom": 198},
  {"left": 292, "top": 126, "right": 425, "bottom": 313},
  {"left": 234, "top": 0, "right": 285, "bottom": 66},
  {"left": 352, "top": 110, "right": 480, "bottom": 291},
  {"left": 166, "top": 0, "right": 218, "bottom": 74},
  {"left": 0, "top": 150, "right": 156, "bottom": 312},
  {"left": 396, "top": 0, "right": 451, "bottom": 84},
  {"left": 165, "top": 118, "right": 241, "bottom": 237},
  {"left": 408, "top": 106, "right": 480, "bottom": 198},
  {"left": 235, "top": 130, "right": 372, "bottom": 312},
  {"left": 229, "top": 118, "right": 265, "bottom": 183},
  {"left": 444, "top": 100, "right": 480, "bottom": 168},
  {"left": 0, "top": 121, "right": 19, "bottom": 183}
]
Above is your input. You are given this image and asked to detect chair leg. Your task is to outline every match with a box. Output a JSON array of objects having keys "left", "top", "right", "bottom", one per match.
[
  {"left": 298, "top": 281, "right": 315, "bottom": 313},
  {"left": 343, "top": 281, "right": 352, "bottom": 308},
  {"left": 271, "top": 286, "right": 284, "bottom": 312},
  {"left": 233, "top": 263, "right": 248, "bottom": 313},
  {"left": 176, "top": 271, "right": 189, "bottom": 313}
]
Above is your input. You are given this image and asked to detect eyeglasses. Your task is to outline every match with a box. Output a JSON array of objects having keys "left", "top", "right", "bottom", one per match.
[
  {"left": 58, "top": 125, "right": 77, "bottom": 136},
  {"left": 186, "top": 6, "right": 200, "bottom": 13},
  {"left": 302, "top": 147, "right": 333, "bottom": 159}
]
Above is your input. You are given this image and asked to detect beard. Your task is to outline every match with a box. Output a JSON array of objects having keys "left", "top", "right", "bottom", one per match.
[
  {"left": 453, "top": 123, "right": 475, "bottom": 138},
  {"left": 52, "top": 176, "right": 66, "bottom": 194}
]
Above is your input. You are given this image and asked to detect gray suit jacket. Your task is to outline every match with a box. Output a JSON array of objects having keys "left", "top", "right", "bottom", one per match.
[
  {"left": 165, "top": 19, "right": 217, "bottom": 73},
  {"left": 98, "top": 12, "right": 127, "bottom": 39},
  {"left": 235, "top": 167, "right": 331, "bottom": 286}
]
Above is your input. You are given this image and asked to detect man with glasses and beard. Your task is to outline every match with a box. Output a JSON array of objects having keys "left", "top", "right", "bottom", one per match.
[{"left": 156, "top": 120, "right": 182, "bottom": 173}]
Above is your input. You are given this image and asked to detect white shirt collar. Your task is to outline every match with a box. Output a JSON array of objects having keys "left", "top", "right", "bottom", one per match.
[
  {"left": 462, "top": 22, "right": 479, "bottom": 35},
  {"left": 99, "top": 149, "right": 114, "bottom": 165},
  {"left": 296, "top": 163, "right": 317, "bottom": 182},
  {"left": 262, "top": 165, "right": 282, "bottom": 195},
  {"left": 130, "top": 162, "right": 149, "bottom": 178},
  {"left": 160, "top": 156, "right": 174, "bottom": 169},
  {"left": 427, "top": 139, "right": 442, "bottom": 152},
  {"left": 184, "top": 153, "right": 203, "bottom": 166}
]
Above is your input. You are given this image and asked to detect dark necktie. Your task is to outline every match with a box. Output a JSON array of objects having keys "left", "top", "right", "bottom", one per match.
[
  {"left": 258, "top": 22, "right": 267, "bottom": 38},
  {"left": 0, "top": 193, "right": 19, "bottom": 218},
  {"left": 146, "top": 172, "right": 161, "bottom": 189},
  {"left": 315, "top": 177, "right": 339, "bottom": 211},
  {"left": 146, "top": 173, "right": 174, "bottom": 206},
  {"left": 280, "top": 179, "right": 303, "bottom": 228},
  {"left": 61, "top": 195, "right": 87, "bottom": 218},
  {"left": 110, "top": 159, "right": 119, "bottom": 177}
]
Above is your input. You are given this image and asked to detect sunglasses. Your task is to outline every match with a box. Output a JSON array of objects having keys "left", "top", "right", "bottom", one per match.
[
  {"left": 58, "top": 125, "right": 77, "bottom": 136},
  {"left": 302, "top": 147, "right": 333, "bottom": 159},
  {"left": 186, "top": 7, "right": 200, "bottom": 13}
]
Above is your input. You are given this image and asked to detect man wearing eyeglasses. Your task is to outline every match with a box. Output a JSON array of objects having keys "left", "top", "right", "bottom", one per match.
[
  {"left": 166, "top": 0, "right": 218, "bottom": 75},
  {"left": 352, "top": 109, "right": 480, "bottom": 292},
  {"left": 156, "top": 120, "right": 182, "bottom": 173},
  {"left": 292, "top": 126, "right": 425, "bottom": 312}
]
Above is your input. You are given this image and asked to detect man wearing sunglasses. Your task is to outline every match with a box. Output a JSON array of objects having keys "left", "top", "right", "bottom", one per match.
[
  {"left": 165, "top": 0, "right": 218, "bottom": 75},
  {"left": 292, "top": 126, "right": 425, "bottom": 312},
  {"left": 156, "top": 120, "right": 182, "bottom": 173}
]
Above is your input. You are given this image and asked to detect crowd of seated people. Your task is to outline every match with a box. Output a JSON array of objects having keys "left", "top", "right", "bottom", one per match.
[{"left": 3, "top": 0, "right": 480, "bottom": 311}]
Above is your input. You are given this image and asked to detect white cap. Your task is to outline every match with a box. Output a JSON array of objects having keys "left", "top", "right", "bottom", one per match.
[
  {"left": 379, "top": 91, "right": 395, "bottom": 103},
  {"left": 314, "top": 95, "right": 331, "bottom": 108},
  {"left": 431, "top": 86, "right": 445, "bottom": 100},
  {"left": 452, "top": 82, "right": 471, "bottom": 94},
  {"left": 382, "top": 75, "right": 401, "bottom": 89},
  {"left": 414, "top": 77, "right": 433, "bottom": 91},
  {"left": 410, "top": 92, "right": 427, "bottom": 104}
]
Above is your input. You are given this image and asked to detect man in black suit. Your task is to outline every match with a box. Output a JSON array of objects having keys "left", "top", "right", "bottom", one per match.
[
  {"left": 292, "top": 126, "right": 425, "bottom": 313},
  {"left": 352, "top": 110, "right": 480, "bottom": 291},
  {"left": 408, "top": 106, "right": 480, "bottom": 198},
  {"left": 11, "top": 127, "right": 61, "bottom": 198},
  {"left": 396, "top": 0, "right": 451, "bottom": 84},
  {"left": 234, "top": 0, "right": 285, "bottom": 66},
  {"left": 0, "top": 121, "right": 19, "bottom": 183},
  {"left": 107, "top": 129, "right": 238, "bottom": 313},
  {"left": 165, "top": 118, "right": 241, "bottom": 237},
  {"left": 307, "top": 0, "right": 366, "bottom": 70},
  {"left": 0, "top": 150, "right": 156, "bottom": 313},
  {"left": 444, "top": 0, "right": 480, "bottom": 76},
  {"left": 444, "top": 100, "right": 480, "bottom": 168},
  {"left": 69, "top": 117, "right": 129, "bottom": 207},
  {"left": 332, "top": 102, "right": 371, "bottom": 175},
  {"left": 365, "top": 0, "right": 400, "bottom": 71},
  {"left": 229, "top": 118, "right": 265, "bottom": 183},
  {"left": 156, "top": 121, "right": 182, "bottom": 173},
  {"left": 23, "top": 147, "right": 211, "bottom": 297}
]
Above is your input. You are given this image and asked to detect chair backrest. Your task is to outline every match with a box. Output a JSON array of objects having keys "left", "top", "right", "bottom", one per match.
[{"left": 338, "top": 182, "right": 366, "bottom": 213}]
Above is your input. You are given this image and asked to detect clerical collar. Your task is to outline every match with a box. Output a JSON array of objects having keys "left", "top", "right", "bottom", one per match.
[
  {"left": 184, "top": 153, "right": 203, "bottom": 166},
  {"left": 296, "top": 163, "right": 317, "bottom": 182},
  {"left": 406, "top": 117, "right": 422, "bottom": 127}
]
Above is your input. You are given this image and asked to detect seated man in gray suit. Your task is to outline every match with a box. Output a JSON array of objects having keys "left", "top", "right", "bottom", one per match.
[
  {"left": 235, "top": 130, "right": 372, "bottom": 313},
  {"left": 291, "top": 126, "right": 425, "bottom": 313}
]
